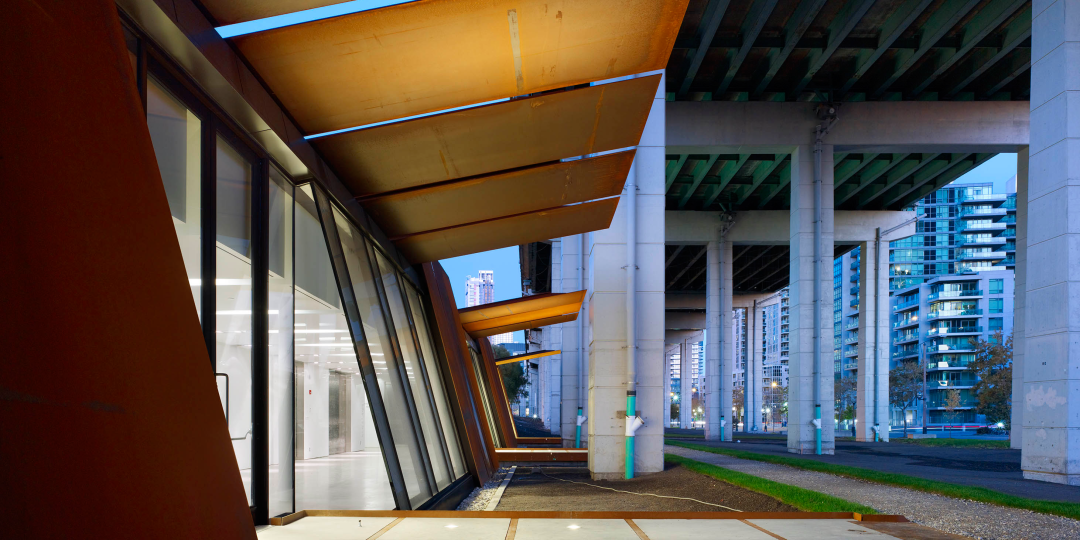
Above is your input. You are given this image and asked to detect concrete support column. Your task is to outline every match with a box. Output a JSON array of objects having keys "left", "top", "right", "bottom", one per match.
[
  {"left": 704, "top": 240, "right": 733, "bottom": 440},
  {"left": 679, "top": 340, "right": 691, "bottom": 427},
  {"left": 788, "top": 144, "right": 836, "bottom": 454},
  {"left": 1023, "top": 0, "right": 1079, "bottom": 485},
  {"left": 546, "top": 240, "right": 563, "bottom": 435},
  {"left": 560, "top": 234, "right": 587, "bottom": 446},
  {"left": 663, "top": 347, "right": 673, "bottom": 428},
  {"left": 587, "top": 71, "right": 666, "bottom": 478},
  {"left": 1011, "top": 148, "right": 1028, "bottom": 449},
  {"left": 856, "top": 239, "right": 890, "bottom": 442}
]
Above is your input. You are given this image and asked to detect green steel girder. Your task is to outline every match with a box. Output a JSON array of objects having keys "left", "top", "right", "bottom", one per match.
[
  {"left": 908, "top": 0, "right": 1029, "bottom": 97},
  {"left": 838, "top": 0, "right": 934, "bottom": 96},
  {"left": 945, "top": 6, "right": 1031, "bottom": 97},
  {"left": 751, "top": 0, "right": 826, "bottom": 97},
  {"left": 792, "top": 0, "right": 876, "bottom": 97},
  {"left": 871, "top": 0, "right": 983, "bottom": 97},
  {"left": 714, "top": 0, "right": 778, "bottom": 97}
]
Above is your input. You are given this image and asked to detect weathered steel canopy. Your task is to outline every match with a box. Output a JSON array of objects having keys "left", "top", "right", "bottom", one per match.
[
  {"left": 494, "top": 350, "right": 560, "bottom": 366},
  {"left": 359, "top": 151, "right": 632, "bottom": 238},
  {"left": 458, "top": 290, "right": 585, "bottom": 338},
  {"left": 227, "top": 0, "right": 687, "bottom": 134},
  {"left": 312, "top": 76, "right": 658, "bottom": 197},
  {"left": 393, "top": 198, "right": 618, "bottom": 262},
  {"left": 203, "top": 0, "right": 687, "bottom": 264}
]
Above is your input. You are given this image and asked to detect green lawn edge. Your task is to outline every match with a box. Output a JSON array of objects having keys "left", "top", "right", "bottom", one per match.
[
  {"left": 666, "top": 439, "right": 1080, "bottom": 521},
  {"left": 664, "top": 453, "right": 877, "bottom": 514},
  {"left": 888, "top": 437, "right": 1011, "bottom": 449}
]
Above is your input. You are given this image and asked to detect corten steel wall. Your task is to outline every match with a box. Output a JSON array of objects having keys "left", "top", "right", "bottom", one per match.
[
  {"left": 423, "top": 263, "right": 499, "bottom": 484},
  {"left": 0, "top": 1, "right": 255, "bottom": 538}
]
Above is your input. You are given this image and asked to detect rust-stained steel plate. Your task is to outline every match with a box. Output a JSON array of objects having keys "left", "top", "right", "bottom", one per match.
[
  {"left": 494, "top": 350, "right": 559, "bottom": 366},
  {"left": 393, "top": 198, "right": 618, "bottom": 262},
  {"left": 459, "top": 291, "right": 585, "bottom": 336},
  {"left": 230, "top": 0, "right": 686, "bottom": 134},
  {"left": 360, "top": 151, "right": 631, "bottom": 237},
  {"left": 313, "top": 77, "right": 656, "bottom": 196}
]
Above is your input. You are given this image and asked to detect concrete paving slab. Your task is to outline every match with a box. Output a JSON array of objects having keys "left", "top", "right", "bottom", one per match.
[
  {"left": 258, "top": 516, "right": 398, "bottom": 539},
  {"left": 749, "top": 519, "right": 892, "bottom": 539},
  {"left": 632, "top": 518, "right": 775, "bottom": 540},
  {"left": 514, "top": 518, "right": 637, "bottom": 540},
  {"left": 379, "top": 517, "right": 511, "bottom": 540}
]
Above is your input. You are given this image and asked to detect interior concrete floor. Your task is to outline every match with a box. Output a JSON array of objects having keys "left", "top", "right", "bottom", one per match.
[
  {"left": 295, "top": 451, "right": 394, "bottom": 510},
  {"left": 257, "top": 516, "right": 916, "bottom": 540}
]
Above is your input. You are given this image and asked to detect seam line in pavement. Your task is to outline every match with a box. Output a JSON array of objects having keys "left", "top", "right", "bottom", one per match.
[
  {"left": 504, "top": 517, "right": 518, "bottom": 540},
  {"left": 367, "top": 517, "right": 403, "bottom": 540},
  {"left": 740, "top": 519, "right": 787, "bottom": 540},
  {"left": 625, "top": 518, "right": 651, "bottom": 540}
]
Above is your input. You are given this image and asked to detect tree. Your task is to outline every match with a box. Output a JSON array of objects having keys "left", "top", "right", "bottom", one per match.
[
  {"left": 834, "top": 377, "right": 858, "bottom": 436},
  {"left": 499, "top": 362, "right": 529, "bottom": 405},
  {"left": 889, "top": 360, "right": 924, "bottom": 436},
  {"left": 944, "top": 389, "right": 962, "bottom": 438},
  {"left": 493, "top": 344, "right": 511, "bottom": 359},
  {"left": 969, "top": 331, "right": 1013, "bottom": 428}
]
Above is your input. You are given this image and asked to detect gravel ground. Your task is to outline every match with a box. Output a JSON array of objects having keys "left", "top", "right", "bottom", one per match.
[
  {"left": 494, "top": 464, "right": 797, "bottom": 512},
  {"left": 666, "top": 445, "right": 1080, "bottom": 540},
  {"left": 455, "top": 466, "right": 513, "bottom": 511}
]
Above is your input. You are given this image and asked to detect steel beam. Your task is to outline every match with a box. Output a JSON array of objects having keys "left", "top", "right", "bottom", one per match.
[
  {"left": 945, "top": 7, "right": 1030, "bottom": 98},
  {"left": 835, "top": 154, "right": 913, "bottom": 207},
  {"left": 871, "top": 0, "right": 982, "bottom": 97},
  {"left": 715, "top": 0, "right": 778, "bottom": 96},
  {"left": 677, "top": 0, "right": 731, "bottom": 98},
  {"left": 834, "top": 153, "right": 881, "bottom": 188},
  {"left": 838, "top": 0, "right": 934, "bottom": 96},
  {"left": 736, "top": 157, "right": 788, "bottom": 206},
  {"left": 880, "top": 153, "right": 972, "bottom": 207},
  {"left": 677, "top": 154, "right": 720, "bottom": 209},
  {"left": 665, "top": 154, "right": 689, "bottom": 193},
  {"left": 858, "top": 153, "right": 944, "bottom": 208},
  {"left": 752, "top": 0, "right": 826, "bottom": 97},
  {"left": 668, "top": 245, "right": 708, "bottom": 289},
  {"left": 791, "top": 0, "right": 875, "bottom": 97},
  {"left": 665, "top": 245, "right": 686, "bottom": 268},
  {"left": 908, "top": 0, "right": 1028, "bottom": 97},
  {"left": 757, "top": 164, "right": 792, "bottom": 208}
]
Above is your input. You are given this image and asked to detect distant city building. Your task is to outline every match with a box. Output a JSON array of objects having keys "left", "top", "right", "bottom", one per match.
[
  {"left": 465, "top": 270, "right": 494, "bottom": 307},
  {"left": 489, "top": 332, "right": 515, "bottom": 346},
  {"left": 832, "top": 181, "right": 1017, "bottom": 428}
]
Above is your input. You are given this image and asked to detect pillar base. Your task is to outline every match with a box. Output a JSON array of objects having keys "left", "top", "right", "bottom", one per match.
[
  {"left": 1023, "top": 470, "right": 1080, "bottom": 486},
  {"left": 787, "top": 446, "right": 835, "bottom": 455}
]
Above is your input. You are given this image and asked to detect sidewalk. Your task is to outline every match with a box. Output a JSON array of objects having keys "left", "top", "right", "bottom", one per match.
[
  {"left": 665, "top": 445, "right": 1080, "bottom": 540},
  {"left": 666, "top": 434, "right": 1078, "bottom": 503}
]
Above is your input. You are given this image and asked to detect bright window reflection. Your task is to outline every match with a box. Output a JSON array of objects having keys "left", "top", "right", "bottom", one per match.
[{"left": 146, "top": 77, "right": 201, "bottom": 316}]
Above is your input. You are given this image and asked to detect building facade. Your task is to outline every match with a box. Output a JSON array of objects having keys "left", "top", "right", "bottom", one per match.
[{"left": 465, "top": 270, "right": 494, "bottom": 307}]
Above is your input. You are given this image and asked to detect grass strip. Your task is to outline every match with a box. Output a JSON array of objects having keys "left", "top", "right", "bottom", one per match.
[
  {"left": 667, "top": 440, "right": 1080, "bottom": 521},
  {"left": 664, "top": 453, "right": 877, "bottom": 514},
  {"left": 888, "top": 437, "right": 1010, "bottom": 449}
]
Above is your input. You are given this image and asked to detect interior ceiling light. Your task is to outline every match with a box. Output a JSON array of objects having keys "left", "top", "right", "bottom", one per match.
[{"left": 215, "top": 0, "right": 414, "bottom": 39}]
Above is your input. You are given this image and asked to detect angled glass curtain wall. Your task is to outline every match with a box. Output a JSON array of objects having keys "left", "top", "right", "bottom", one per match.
[
  {"left": 134, "top": 21, "right": 467, "bottom": 519},
  {"left": 312, "top": 185, "right": 466, "bottom": 509}
]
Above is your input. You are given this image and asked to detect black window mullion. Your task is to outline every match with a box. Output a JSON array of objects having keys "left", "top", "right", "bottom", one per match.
[
  {"left": 397, "top": 279, "right": 455, "bottom": 480},
  {"left": 201, "top": 115, "right": 217, "bottom": 370},
  {"left": 311, "top": 185, "right": 411, "bottom": 510},
  {"left": 251, "top": 159, "right": 270, "bottom": 525},
  {"left": 363, "top": 243, "right": 438, "bottom": 496}
]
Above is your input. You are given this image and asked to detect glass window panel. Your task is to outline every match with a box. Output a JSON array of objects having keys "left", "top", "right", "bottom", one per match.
[
  {"left": 146, "top": 77, "right": 201, "bottom": 316},
  {"left": 375, "top": 253, "right": 452, "bottom": 490},
  {"left": 293, "top": 185, "right": 393, "bottom": 510},
  {"left": 334, "top": 208, "right": 432, "bottom": 507},
  {"left": 468, "top": 343, "right": 504, "bottom": 447},
  {"left": 406, "top": 284, "right": 466, "bottom": 479},
  {"left": 215, "top": 136, "right": 253, "bottom": 505},
  {"left": 268, "top": 170, "right": 294, "bottom": 516}
]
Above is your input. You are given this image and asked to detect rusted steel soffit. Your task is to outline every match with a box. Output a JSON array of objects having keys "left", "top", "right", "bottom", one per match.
[
  {"left": 392, "top": 198, "right": 618, "bottom": 263},
  {"left": 358, "top": 150, "right": 632, "bottom": 238},
  {"left": 458, "top": 291, "right": 585, "bottom": 338},
  {"left": 313, "top": 77, "right": 657, "bottom": 197},
  {"left": 224, "top": 0, "right": 686, "bottom": 134}
]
